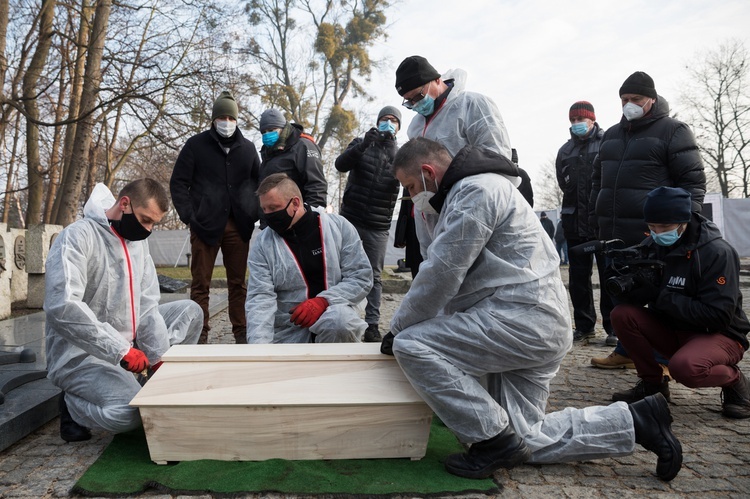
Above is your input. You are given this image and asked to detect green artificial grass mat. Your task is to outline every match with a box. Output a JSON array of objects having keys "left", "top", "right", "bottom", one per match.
[{"left": 72, "top": 419, "right": 500, "bottom": 497}]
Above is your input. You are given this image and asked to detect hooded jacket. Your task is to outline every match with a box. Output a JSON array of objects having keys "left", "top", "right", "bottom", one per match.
[
  {"left": 590, "top": 96, "right": 706, "bottom": 246},
  {"left": 170, "top": 127, "right": 260, "bottom": 246},
  {"left": 335, "top": 131, "right": 400, "bottom": 231},
  {"left": 45, "top": 184, "right": 171, "bottom": 383},
  {"left": 260, "top": 123, "right": 328, "bottom": 208},
  {"left": 642, "top": 214, "right": 749, "bottom": 350},
  {"left": 246, "top": 208, "right": 372, "bottom": 344},
  {"left": 556, "top": 123, "right": 604, "bottom": 241},
  {"left": 406, "top": 69, "right": 512, "bottom": 160}
]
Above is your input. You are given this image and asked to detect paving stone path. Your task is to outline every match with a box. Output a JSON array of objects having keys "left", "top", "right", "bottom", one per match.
[{"left": 2, "top": 282, "right": 750, "bottom": 498}]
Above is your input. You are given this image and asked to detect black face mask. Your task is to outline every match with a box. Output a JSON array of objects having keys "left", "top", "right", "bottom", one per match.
[
  {"left": 264, "top": 198, "right": 296, "bottom": 235},
  {"left": 110, "top": 212, "right": 152, "bottom": 241}
]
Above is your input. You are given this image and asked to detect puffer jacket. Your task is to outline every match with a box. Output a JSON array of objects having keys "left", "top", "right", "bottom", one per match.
[
  {"left": 260, "top": 123, "right": 327, "bottom": 207},
  {"left": 643, "top": 214, "right": 749, "bottom": 350},
  {"left": 335, "top": 131, "right": 400, "bottom": 231},
  {"left": 590, "top": 96, "right": 706, "bottom": 246},
  {"left": 555, "top": 123, "right": 603, "bottom": 241}
]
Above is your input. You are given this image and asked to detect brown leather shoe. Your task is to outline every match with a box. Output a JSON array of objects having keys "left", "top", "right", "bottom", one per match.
[{"left": 590, "top": 351, "right": 636, "bottom": 369}]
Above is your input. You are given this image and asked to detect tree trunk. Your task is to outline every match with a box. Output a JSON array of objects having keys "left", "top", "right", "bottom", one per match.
[
  {"left": 1, "top": 113, "right": 22, "bottom": 224},
  {"left": 54, "top": 0, "right": 112, "bottom": 226},
  {"left": 22, "top": 0, "right": 57, "bottom": 226},
  {"left": 51, "top": 0, "right": 93, "bottom": 222}
]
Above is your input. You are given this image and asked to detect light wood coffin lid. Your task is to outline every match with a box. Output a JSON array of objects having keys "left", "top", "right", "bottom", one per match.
[{"left": 130, "top": 343, "right": 427, "bottom": 408}]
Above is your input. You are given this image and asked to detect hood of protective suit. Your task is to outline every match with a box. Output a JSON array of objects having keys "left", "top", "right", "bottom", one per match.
[
  {"left": 441, "top": 68, "right": 468, "bottom": 95},
  {"left": 84, "top": 183, "right": 117, "bottom": 227},
  {"left": 430, "top": 146, "right": 521, "bottom": 213}
]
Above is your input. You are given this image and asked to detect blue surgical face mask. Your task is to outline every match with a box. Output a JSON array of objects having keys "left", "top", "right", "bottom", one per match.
[
  {"left": 262, "top": 130, "right": 279, "bottom": 147},
  {"left": 378, "top": 121, "right": 397, "bottom": 135},
  {"left": 411, "top": 95, "right": 435, "bottom": 116},
  {"left": 651, "top": 227, "right": 683, "bottom": 246},
  {"left": 570, "top": 122, "right": 589, "bottom": 137}
]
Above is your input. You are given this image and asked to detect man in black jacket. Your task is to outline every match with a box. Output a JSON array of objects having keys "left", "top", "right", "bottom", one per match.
[
  {"left": 610, "top": 187, "right": 750, "bottom": 419},
  {"left": 589, "top": 71, "right": 706, "bottom": 368},
  {"left": 335, "top": 106, "right": 401, "bottom": 342},
  {"left": 555, "top": 101, "right": 614, "bottom": 346},
  {"left": 258, "top": 109, "right": 327, "bottom": 208},
  {"left": 170, "top": 91, "right": 260, "bottom": 344}
]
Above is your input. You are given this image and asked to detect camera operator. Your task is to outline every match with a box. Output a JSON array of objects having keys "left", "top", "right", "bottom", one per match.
[{"left": 610, "top": 187, "right": 750, "bottom": 419}]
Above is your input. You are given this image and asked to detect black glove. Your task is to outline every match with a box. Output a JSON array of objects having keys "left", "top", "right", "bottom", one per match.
[
  {"left": 380, "top": 331, "right": 395, "bottom": 356},
  {"left": 619, "top": 273, "right": 661, "bottom": 306},
  {"left": 361, "top": 128, "right": 379, "bottom": 148}
]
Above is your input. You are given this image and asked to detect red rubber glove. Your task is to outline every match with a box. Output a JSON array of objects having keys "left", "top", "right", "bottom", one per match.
[
  {"left": 120, "top": 348, "right": 150, "bottom": 373},
  {"left": 290, "top": 297, "right": 329, "bottom": 328}
]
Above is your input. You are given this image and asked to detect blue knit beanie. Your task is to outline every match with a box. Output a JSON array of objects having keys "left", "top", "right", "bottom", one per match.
[{"left": 643, "top": 187, "right": 692, "bottom": 223}]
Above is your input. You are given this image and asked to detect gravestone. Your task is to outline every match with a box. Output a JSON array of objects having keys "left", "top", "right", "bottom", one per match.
[
  {"left": 0, "top": 224, "right": 11, "bottom": 319},
  {"left": 7, "top": 228, "right": 27, "bottom": 305},
  {"left": 26, "top": 224, "right": 62, "bottom": 309}
]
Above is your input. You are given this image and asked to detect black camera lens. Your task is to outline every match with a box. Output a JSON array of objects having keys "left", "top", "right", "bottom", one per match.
[{"left": 605, "top": 275, "right": 635, "bottom": 297}]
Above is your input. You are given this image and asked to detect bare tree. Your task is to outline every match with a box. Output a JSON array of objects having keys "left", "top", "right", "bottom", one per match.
[
  {"left": 533, "top": 157, "right": 563, "bottom": 211},
  {"left": 681, "top": 38, "right": 750, "bottom": 198}
]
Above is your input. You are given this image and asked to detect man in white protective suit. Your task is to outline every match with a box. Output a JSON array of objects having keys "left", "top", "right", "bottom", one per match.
[
  {"left": 381, "top": 138, "right": 683, "bottom": 481},
  {"left": 245, "top": 173, "right": 372, "bottom": 344},
  {"left": 45, "top": 179, "right": 202, "bottom": 442}
]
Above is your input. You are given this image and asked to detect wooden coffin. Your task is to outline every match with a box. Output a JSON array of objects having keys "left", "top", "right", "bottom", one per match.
[{"left": 130, "top": 343, "right": 433, "bottom": 464}]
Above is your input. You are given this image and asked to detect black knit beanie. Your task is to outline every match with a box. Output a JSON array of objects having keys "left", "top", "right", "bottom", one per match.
[
  {"left": 377, "top": 105, "right": 402, "bottom": 127},
  {"left": 643, "top": 187, "right": 692, "bottom": 223},
  {"left": 395, "top": 56, "right": 441, "bottom": 96},
  {"left": 211, "top": 91, "right": 239, "bottom": 121},
  {"left": 619, "top": 71, "right": 657, "bottom": 99},
  {"left": 569, "top": 101, "right": 596, "bottom": 121}
]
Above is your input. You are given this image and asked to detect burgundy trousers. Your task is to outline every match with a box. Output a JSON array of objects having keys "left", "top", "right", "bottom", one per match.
[
  {"left": 190, "top": 217, "right": 249, "bottom": 344},
  {"left": 611, "top": 303, "right": 744, "bottom": 388}
]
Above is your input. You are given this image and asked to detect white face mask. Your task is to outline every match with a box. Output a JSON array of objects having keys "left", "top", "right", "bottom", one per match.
[
  {"left": 214, "top": 119, "right": 237, "bottom": 138},
  {"left": 622, "top": 101, "right": 647, "bottom": 121},
  {"left": 412, "top": 169, "right": 439, "bottom": 215}
]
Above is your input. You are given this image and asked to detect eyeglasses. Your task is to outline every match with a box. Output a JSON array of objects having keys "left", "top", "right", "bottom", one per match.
[{"left": 402, "top": 82, "right": 430, "bottom": 109}]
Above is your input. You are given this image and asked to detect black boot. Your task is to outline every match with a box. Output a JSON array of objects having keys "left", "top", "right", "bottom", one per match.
[
  {"left": 444, "top": 426, "right": 531, "bottom": 479},
  {"left": 722, "top": 370, "right": 750, "bottom": 419},
  {"left": 613, "top": 377, "right": 670, "bottom": 403},
  {"left": 628, "top": 393, "right": 682, "bottom": 481},
  {"left": 59, "top": 393, "right": 91, "bottom": 443},
  {"left": 363, "top": 324, "right": 382, "bottom": 343}
]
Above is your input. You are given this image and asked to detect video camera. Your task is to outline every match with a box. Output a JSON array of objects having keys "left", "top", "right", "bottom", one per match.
[{"left": 570, "top": 239, "right": 665, "bottom": 298}]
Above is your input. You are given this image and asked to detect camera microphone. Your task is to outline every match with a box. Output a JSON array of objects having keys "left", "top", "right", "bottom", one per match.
[{"left": 569, "top": 239, "right": 624, "bottom": 257}]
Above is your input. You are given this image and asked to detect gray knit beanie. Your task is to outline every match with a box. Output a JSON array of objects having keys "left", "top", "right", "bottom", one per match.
[
  {"left": 259, "top": 109, "right": 287, "bottom": 132},
  {"left": 211, "top": 91, "right": 239, "bottom": 121},
  {"left": 377, "top": 106, "right": 402, "bottom": 127}
]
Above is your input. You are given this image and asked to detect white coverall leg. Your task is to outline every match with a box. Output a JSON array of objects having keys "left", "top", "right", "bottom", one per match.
[
  {"left": 392, "top": 306, "right": 636, "bottom": 463},
  {"left": 308, "top": 304, "right": 366, "bottom": 343},
  {"left": 61, "top": 300, "right": 202, "bottom": 433}
]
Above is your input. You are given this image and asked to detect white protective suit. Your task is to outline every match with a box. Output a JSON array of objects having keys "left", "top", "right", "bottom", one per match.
[
  {"left": 45, "top": 183, "right": 202, "bottom": 433},
  {"left": 246, "top": 208, "right": 372, "bottom": 343},
  {"left": 390, "top": 151, "right": 637, "bottom": 463},
  {"left": 407, "top": 68, "right": 515, "bottom": 258}
]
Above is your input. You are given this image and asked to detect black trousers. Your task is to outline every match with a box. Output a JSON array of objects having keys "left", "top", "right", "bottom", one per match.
[{"left": 567, "top": 238, "right": 613, "bottom": 335}]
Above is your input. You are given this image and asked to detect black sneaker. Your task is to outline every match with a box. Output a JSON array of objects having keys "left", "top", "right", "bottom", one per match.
[
  {"left": 572, "top": 329, "right": 595, "bottom": 343},
  {"left": 722, "top": 370, "right": 750, "bottom": 419},
  {"left": 363, "top": 324, "right": 382, "bottom": 343}
]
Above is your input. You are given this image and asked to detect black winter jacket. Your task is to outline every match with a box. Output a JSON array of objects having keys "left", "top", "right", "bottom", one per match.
[
  {"left": 556, "top": 123, "right": 603, "bottom": 241},
  {"left": 335, "top": 130, "right": 400, "bottom": 231},
  {"left": 642, "top": 214, "right": 749, "bottom": 350},
  {"left": 170, "top": 127, "right": 260, "bottom": 245},
  {"left": 260, "top": 123, "right": 327, "bottom": 207},
  {"left": 590, "top": 96, "right": 706, "bottom": 246}
]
